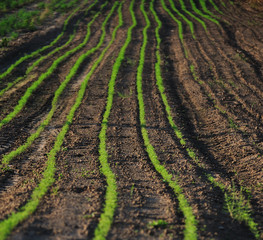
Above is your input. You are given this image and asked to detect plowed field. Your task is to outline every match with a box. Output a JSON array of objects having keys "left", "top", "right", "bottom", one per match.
[{"left": 0, "top": 0, "right": 263, "bottom": 239}]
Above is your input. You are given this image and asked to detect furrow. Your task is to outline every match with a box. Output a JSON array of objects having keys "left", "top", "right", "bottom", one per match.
[
  {"left": 160, "top": 0, "right": 188, "bottom": 58},
  {"left": 198, "top": 0, "right": 218, "bottom": 19},
  {"left": 200, "top": 21, "right": 263, "bottom": 128},
  {"left": 208, "top": 0, "right": 224, "bottom": 14},
  {"left": 178, "top": 0, "right": 208, "bottom": 32}
]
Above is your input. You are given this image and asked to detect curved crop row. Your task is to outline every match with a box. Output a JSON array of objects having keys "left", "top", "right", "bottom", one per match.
[
  {"left": 157, "top": 2, "right": 260, "bottom": 238},
  {"left": 0, "top": 1, "right": 116, "bottom": 169},
  {"left": 168, "top": 0, "right": 195, "bottom": 39},
  {"left": 208, "top": 0, "right": 224, "bottom": 14},
  {"left": 160, "top": 0, "right": 188, "bottom": 58},
  {"left": 189, "top": 0, "right": 219, "bottom": 25},
  {"left": 137, "top": 1, "right": 197, "bottom": 239},
  {"left": 0, "top": 30, "right": 77, "bottom": 98},
  {"left": 178, "top": 0, "right": 207, "bottom": 32},
  {"left": 0, "top": 2, "right": 121, "bottom": 239},
  {"left": 0, "top": 3, "right": 83, "bottom": 81},
  {"left": 0, "top": 0, "right": 104, "bottom": 130},
  {"left": 198, "top": 0, "right": 219, "bottom": 20},
  {"left": 93, "top": 0, "right": 138, "bottom": 238}
]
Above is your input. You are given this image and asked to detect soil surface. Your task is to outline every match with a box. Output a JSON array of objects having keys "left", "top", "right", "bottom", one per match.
[{"left": 0, "top": 0, "right": 263, "bottom": 239}]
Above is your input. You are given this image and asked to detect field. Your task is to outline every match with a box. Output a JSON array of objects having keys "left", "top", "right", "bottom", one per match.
[{"left": 0, "top": 0, "right": 263, "bottom": 239}]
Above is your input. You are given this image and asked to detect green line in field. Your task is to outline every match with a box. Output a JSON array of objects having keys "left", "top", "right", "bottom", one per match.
[
  {"left": 160, "top": 0, "right": 188, "bottom": 58},
  {"left": 178, "top": 0, "right": 207, "bottom": 32},
  {"left": 190, "top": 0, "right": 220, "bottom": 25},
  {"left": 199, "top": 0, "right": 219, "bottom": 20},
  {"left": 0, "top": 0, "right": 102, "bottom": 130},
  {"left": 168, "top": 0, "right": 196, "bottom": 39},
  {"left": 93, "top": 0, "right": 137, "bottom": 238},
  {"left": 219, "top": 0, "right": 226, "bottom": 7},
  {"left": 0, "top": 2, "right": 120, "bottom": 240},
  {"left": 136, "top": 1, "right": 197, "bottom": 239},
  {"left": 0, "top": 30, "right": 76, "bottom": 98},
  {"left": 0, "top": 2, "right": 113, "bottom": 168},
  {"left": 208, "top": 0, "right": 223, "bottom": 14},
  {"left": 0, "top": 3, "right": 83, "bottom": 81}
]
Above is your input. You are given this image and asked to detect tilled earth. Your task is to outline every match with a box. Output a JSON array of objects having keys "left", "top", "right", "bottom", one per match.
[{"left": 0, "top": 0, "right": 263, "bottom": 239}]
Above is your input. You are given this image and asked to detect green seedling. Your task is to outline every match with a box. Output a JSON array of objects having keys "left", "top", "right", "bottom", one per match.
[
  {"left": 130, "top": 183, "right": 135, "bottom": 197},
  {"left": 94, "top": 1, "right": 136, "bottom": 239},
  {"left": 148, "top": 219, "right": 168, "bottom": 228}
]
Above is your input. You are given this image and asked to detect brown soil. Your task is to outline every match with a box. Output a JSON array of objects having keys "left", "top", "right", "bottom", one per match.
[{"left": 0, "top": 0, "right": 262, "bottom": 239}]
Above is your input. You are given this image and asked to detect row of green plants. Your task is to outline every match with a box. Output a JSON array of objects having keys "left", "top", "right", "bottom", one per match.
[
  {"left": 179, "top": 0, "right": 208, "bottom": 32},
  {"left": 48, "top": 0, "right": 80, "bottom": 13},
  {"left": 137, "top": 1, "right": 198, "bottom": 239},
  {"left": 0, "top": 1, "right": 103, "bottom": 130},
  {"left": 0, "top": 0, "right": 104, "bottom": 170},
  {"left": 0, "top": 2, "right": 120, "bottom": 239},
  {"left": 93, "top": 0, "right": 138, "bottom": 237},
  {"left": 168, "top": 0, "right": 196, "bottom": 39},
  {"left": 208, "top": 0, "right": 224, "bottom": 14},
  {"left": 189, "top": 0, "right": 219, "bottom": 25},
  {"left": 199, "top": 0, "right": 218, "bottom": 19},
  {"left": 0, "top": 29, "right": 76, "bottom": 98},
  {"left": 160, "top": 0, "right": 187, "bottom": 58},
  {"left": 159, "top": 0, "right": 260, "bottom": 238},
  {"left": 0, "top": 4, "right": 80, "bottom": 81}
]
